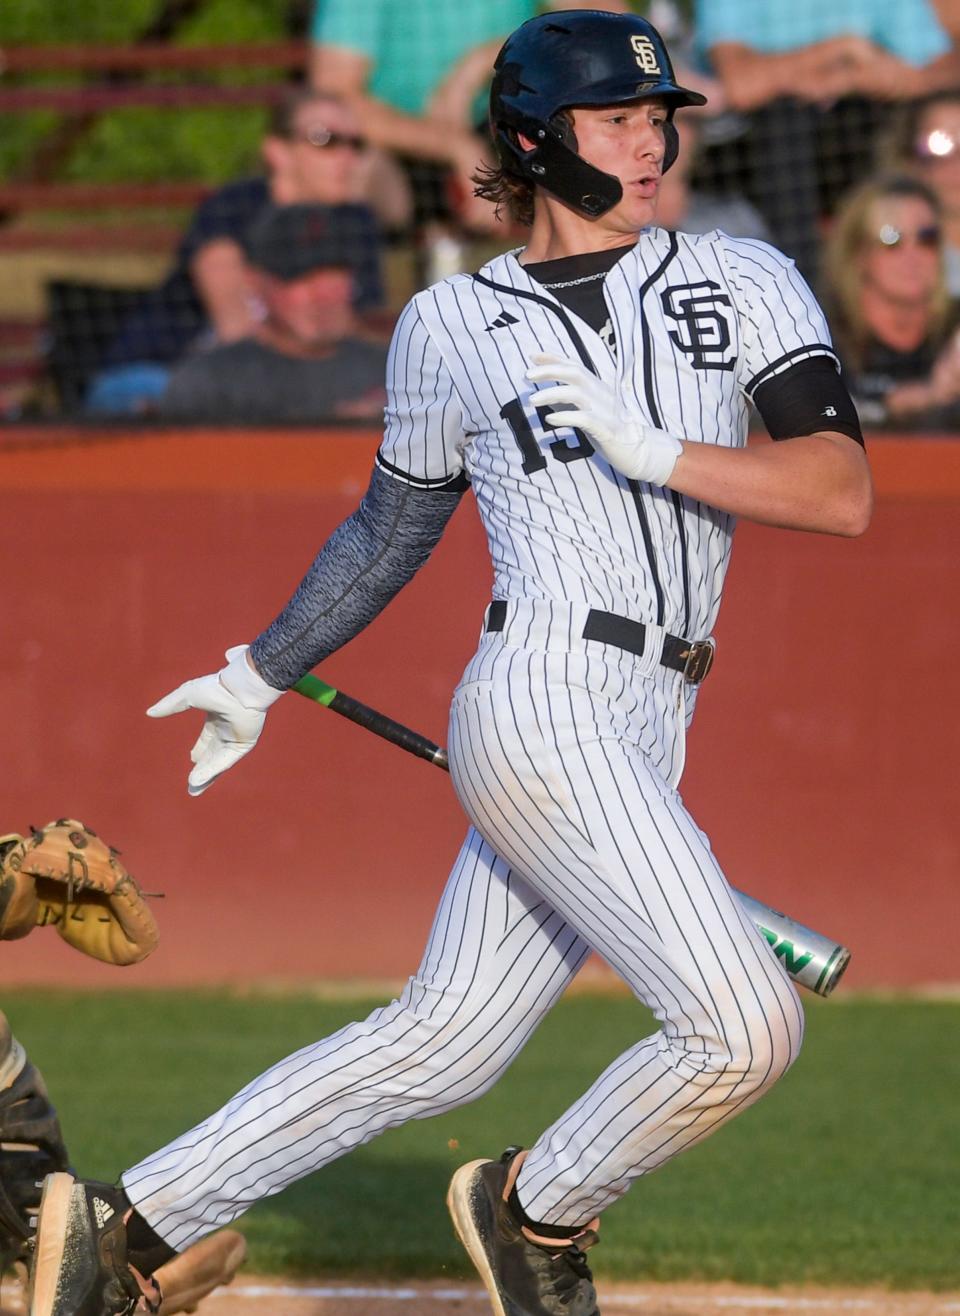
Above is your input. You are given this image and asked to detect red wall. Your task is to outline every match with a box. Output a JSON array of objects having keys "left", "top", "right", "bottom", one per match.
[{"left": 1, "top": 428, "right": 957, "bottom": 991}]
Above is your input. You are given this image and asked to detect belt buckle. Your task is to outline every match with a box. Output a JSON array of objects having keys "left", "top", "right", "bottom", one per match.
[{"left": 682, "top": 639, "right": 714, "bottom": 684}]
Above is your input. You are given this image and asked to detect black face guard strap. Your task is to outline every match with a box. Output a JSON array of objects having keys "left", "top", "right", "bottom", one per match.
[
  {"left": 497, "top": 112, "right": 681, "bottom": 219},
  {"left": 662, "top": 118, "right": 679, "bottom": 173},
  {"left": 525, "top": 129, "right": 624, "bottom": 217},
  {"left": 496, "top": 116, "right": 621, "bottom": 217}
]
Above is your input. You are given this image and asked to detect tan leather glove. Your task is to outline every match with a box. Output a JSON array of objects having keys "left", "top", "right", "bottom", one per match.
[{"left": 0, "top": 820, "right": 158, "bottom": 965}]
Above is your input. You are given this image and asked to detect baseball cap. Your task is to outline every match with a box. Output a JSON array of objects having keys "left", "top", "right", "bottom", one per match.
[{"left": 241, "top": 203, "right": 362, "bottom": 281}]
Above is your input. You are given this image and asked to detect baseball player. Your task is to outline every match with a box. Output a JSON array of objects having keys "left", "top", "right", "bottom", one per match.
[{"left": 27, "top": 12, "right": 872, "bottom": 1316}]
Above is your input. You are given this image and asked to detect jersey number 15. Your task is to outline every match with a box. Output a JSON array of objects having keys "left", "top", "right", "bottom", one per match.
[{"left": 501, "top": 397, "right": 595, "bottom": 475}]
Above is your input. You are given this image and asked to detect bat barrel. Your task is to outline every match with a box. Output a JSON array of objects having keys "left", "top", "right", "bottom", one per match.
[{"left": 733, "top": 889, "right": 851, "bottom": 997}]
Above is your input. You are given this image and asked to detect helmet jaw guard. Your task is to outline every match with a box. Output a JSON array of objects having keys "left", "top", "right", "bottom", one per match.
[
  {"left": 490, "top": 11, "right": 704, "bottom": 218},
  {"left": 498, "top": 114, "right": 681, "bottom": 219},
  {"left": 497, "top": 114, "right": 624, "bottom": 219}
]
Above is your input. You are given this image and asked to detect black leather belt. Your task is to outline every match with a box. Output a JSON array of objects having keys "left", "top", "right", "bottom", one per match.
[{"left": 485, "top": 601, "right": 714, "bottom": 684}]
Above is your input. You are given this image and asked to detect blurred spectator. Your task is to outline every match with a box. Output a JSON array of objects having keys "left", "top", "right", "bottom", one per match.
[
  {"left": 656, "top": 112, "right": 771, "bottom": 239},
  {"left": 823, "top": 173, "right": 960, "bottom": 428},
  {"left": 878, "top": 89, "right": 960, "bottom": 294},
  {"left": 156, "top": 204, "right": 388, "bottom": 425},
  {"left": 85, "top": 91, "right": 389, "bottom": 416},
  {"left": 693, "top": 0, "right": 960, "bottom": 283},
  {"left": 309, "top": 0, "right": 661, "bottom": 275}
]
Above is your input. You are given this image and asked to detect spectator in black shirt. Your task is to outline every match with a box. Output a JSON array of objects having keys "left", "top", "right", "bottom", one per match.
[
  {"left": 824, "top": 174, "right": 960, "bottom": 429},
  {"left": 156, "top": 204, "right": 388, "bottom": 424}
]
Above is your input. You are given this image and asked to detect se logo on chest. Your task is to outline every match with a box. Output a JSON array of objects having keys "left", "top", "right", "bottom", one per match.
[{"left": 660, "top": 281, "right": 737, "bottom": 371}]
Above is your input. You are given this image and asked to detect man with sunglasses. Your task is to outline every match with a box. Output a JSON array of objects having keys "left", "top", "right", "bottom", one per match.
[{"left": 85, "top": 90, "right": 387, "bottom": 416}]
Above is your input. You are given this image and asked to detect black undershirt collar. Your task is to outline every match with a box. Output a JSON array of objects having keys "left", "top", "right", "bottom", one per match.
[{"left": 523, "top": 243, "right": 636, "bottom": 344}]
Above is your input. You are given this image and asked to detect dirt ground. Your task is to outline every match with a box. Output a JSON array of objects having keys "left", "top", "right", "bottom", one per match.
[{"left": 6, "top": 1276, "right": 960, "bottom": 1316}]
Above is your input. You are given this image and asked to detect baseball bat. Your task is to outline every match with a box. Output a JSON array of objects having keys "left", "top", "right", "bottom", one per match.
[{"left": 293, "top": 673, "right": 851, "bottom": 997}]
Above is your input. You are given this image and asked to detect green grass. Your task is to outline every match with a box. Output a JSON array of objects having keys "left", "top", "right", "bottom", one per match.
[{"left": 10, "top": 989, "right": 959, "bottom": 1290}]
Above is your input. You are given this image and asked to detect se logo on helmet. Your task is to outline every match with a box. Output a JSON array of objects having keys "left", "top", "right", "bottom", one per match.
[{"left": 630, "top": 34, "right": 662, "bottom": 76}]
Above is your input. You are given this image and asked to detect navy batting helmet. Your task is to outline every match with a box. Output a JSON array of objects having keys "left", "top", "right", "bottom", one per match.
[{"left": 489, "top": 9, "right": 707, "bottom": 218}]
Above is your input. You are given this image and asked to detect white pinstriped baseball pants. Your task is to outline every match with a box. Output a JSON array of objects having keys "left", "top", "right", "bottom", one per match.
[{"left": 123, "top": 600, "right": 804, "bottom": 1250}]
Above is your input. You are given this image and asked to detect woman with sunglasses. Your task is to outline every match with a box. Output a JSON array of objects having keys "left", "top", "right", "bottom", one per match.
[{"left": 823, "top": 173, "right": 960, "bottom": 428}]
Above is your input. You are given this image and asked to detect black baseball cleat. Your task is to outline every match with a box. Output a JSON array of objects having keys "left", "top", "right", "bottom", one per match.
[
  {"left": 447, "top": 1148, "right": 600, "bottom": 1316},
  {"left": 27, "top": 1173, "right": 159, "bottom": 1316}
]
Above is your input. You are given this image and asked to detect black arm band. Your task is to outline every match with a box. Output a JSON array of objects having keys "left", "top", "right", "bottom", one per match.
[{"left": 752, "top": 356, "right": 864, "bottom": 446}]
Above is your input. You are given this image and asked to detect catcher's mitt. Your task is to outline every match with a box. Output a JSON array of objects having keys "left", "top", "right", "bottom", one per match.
[
  {"left": 0, "top": 820, "right": 158, "bottom": 966},
  {"left": 0, "top": 1050, "right": 70, "bottom": 1274}
]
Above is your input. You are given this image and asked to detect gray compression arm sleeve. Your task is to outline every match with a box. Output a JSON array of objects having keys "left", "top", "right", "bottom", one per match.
[{"left": 249, "top": 464, "right": 465, "bottom": 690}]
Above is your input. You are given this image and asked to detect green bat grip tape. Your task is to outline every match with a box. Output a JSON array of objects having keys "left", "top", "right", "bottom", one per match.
[{"left": 293, "top": 674, "right": 338, "bottom": 707}]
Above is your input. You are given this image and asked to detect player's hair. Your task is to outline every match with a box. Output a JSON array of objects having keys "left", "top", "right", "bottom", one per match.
[
  {"left": 823, "top": 173, "right": 951, "bottom": 370},
  {"left": 267, "top": 86, "right": 347, "bottom": 139},
  {"left": 472, "top": 159, "right": 536, "bottom": 227},
  {"left": 471, "top": 110, "right": 576, "bottom": 227}
]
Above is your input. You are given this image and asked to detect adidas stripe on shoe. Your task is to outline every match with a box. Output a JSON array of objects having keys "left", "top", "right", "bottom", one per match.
[{"left": 28, "top": 1174, "right": 157, "bottom": 1316}]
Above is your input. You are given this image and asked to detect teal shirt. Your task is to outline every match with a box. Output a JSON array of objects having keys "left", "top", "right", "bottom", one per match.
[
  {"left": 695, "top": 0, "right": 950, "bottom": 68},
  {"left": 311, "top": 0, "right": 533, "bottom": 116}
]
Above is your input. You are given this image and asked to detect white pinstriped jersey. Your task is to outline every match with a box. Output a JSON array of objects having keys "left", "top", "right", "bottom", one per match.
[{"left": 377, "top": 228, "right": 837, "bottom": 640}]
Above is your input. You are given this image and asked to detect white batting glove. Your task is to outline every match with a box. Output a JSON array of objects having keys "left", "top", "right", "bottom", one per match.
[
  {"left": 147, "top": 645, "right": 285, "bottom": 796},
  {"left": 526, "top": 352, "right": 683, "bottom": 485}
]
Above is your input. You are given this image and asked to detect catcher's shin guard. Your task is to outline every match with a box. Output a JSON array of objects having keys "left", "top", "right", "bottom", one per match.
[{"left": 0, "top": 1053, "right": 71, "bottom": 1275}]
